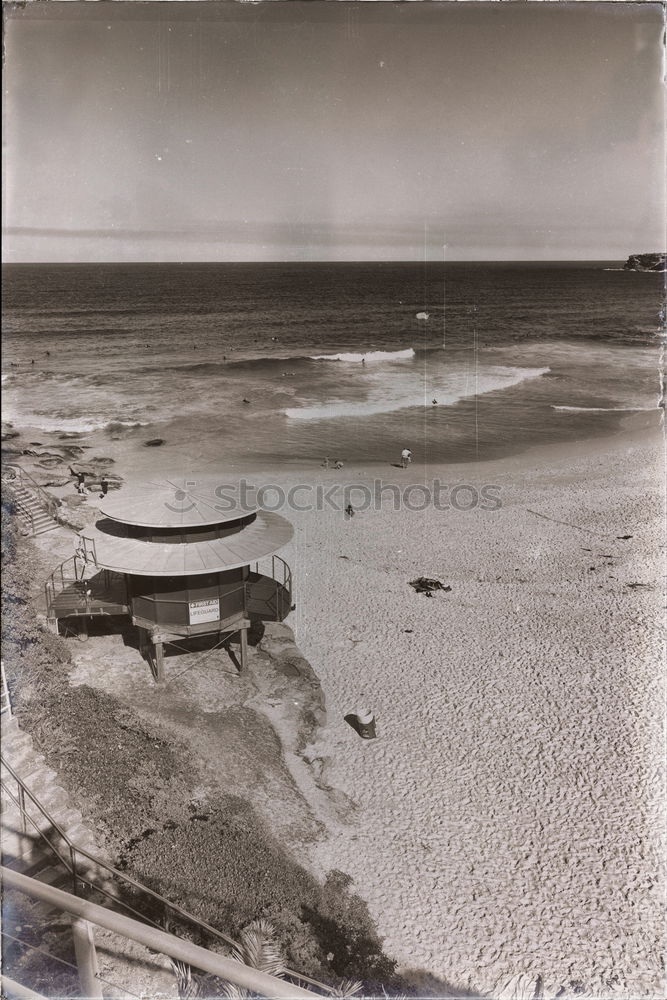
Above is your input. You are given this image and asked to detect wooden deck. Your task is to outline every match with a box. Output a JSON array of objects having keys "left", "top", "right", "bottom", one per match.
[
  {"left": 48, "top": 571, "right": 129, "bottom": 620},
  {"left": 246, "top": 573, "right": 291, "bottom": 622}
]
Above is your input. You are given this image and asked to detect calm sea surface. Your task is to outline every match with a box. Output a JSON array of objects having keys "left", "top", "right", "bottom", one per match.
[{"left": 2, "top": 262, "right": 663, "bottom": 475}]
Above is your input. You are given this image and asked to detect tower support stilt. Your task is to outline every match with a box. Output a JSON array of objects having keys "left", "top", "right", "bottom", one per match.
[{"left": 239, "top": 625, "right": 248, "bottom": 672}]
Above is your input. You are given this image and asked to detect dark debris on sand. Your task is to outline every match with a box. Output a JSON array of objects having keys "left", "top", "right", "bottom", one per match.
[{"left": 409, "top": 577, "right": 452, "bottom": 597}]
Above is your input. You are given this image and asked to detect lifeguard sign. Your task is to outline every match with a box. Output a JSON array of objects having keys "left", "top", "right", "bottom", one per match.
[{"left": 188, "top": 598, "right": 220, "bottom": 625}]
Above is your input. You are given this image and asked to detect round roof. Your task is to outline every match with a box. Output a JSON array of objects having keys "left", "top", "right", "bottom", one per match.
[
  {"left": 99, "top": 478, "right": 258, "bottom": 528},
  {"left": 84, "top": 510, "right": 293, "bottom": 576}
]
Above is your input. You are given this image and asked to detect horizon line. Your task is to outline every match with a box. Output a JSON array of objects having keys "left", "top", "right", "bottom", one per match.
[{"left": 0, "top": 257, "right": 641, "bottom": 267}]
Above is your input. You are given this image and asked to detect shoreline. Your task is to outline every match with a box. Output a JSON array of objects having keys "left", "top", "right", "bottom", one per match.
[{"left": 3, "top": 401, "right": 662, "bottom": 487}]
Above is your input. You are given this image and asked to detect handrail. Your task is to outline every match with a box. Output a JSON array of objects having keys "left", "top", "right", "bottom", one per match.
[
  {"left": 2, "top": 867, "right": 321, "bottom": 999},
  {"left": 0, "top": 753, "right": 236, "bottom": 945},
  {"left": 6, "top": 495, "right": 35, "bottom": 535},
  {"left": 77, "top": 534, "right": 98, "bottom": 566},
  {"left": 44, "top": 554, "right": 94, "bottom": 611},
  {"left": 135, "top": 580, "right": 248, "bottom": 607},
  {"left": 110, "top": 559, "right": 292, "bottom": 617},
  {"left": 1, "top": 975, "right": 49, "bottom": 1000},
  {"left": 0, "top": 754, "right": 332, "bottom": 995},
  {"left": 2, "top": 464, "right": 60, "bottom": 517},
  {"left": 1, "top": 661, "right": 12, "bottom": 718},
  {"left": 46, "top": 557, "right": 291, "bottom": 606}
]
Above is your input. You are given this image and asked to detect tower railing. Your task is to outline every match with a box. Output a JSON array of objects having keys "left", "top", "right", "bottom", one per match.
[
  {"left": 249, "top": 554, "right": 293, "bottom": 620},
  {"left": 76, "top": 534, "right": 98, "bottom": 565},
  {"left": 109, "top": 557, "right": 292, "bottom": 629},
  {"left": 44, "top": 554, "right": 90, "bottom": 614}
]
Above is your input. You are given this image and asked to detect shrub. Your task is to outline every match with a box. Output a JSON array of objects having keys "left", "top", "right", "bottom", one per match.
[
  {"left": 124, "top": 804, "right": 395, "bottom": 984},
  {"left": 1, "top": 499, "right": 73, "bottom": 708}
]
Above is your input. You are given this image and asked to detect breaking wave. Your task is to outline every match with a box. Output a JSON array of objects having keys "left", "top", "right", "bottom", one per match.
[
  {"left": 6, "top": 416, "right": 150, "bottom": 433},
  {"left": 551, "top": 405, "right": 656, "bottom": 413},
  {"left": 310, "top": 348, "right": 416, "bottom": 363},
  {"left": 286, "top": 365, "right": 550, "bottom": 421}
]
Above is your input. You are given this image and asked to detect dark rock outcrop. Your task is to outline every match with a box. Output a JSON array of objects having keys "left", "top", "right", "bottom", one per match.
[{"left": 623, "top": 252, "right": 666, "bottom": 272}]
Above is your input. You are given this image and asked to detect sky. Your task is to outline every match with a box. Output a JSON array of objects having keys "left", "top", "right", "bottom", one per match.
[{"left": 3, "top": 1, "right": 665, "bottom": 262}]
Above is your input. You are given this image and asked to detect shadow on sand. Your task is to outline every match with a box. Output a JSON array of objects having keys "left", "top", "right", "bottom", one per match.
[{"left": 57, "top": 613, "right": 246, "bottom": 678}]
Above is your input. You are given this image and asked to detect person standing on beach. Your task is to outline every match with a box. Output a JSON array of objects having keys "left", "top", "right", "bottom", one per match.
[
  {"left": 345, "top": 503, "right": 355, "bottom": 519},
  {"left": 401, "top": 448, "right": 412, "bottom": 468}
]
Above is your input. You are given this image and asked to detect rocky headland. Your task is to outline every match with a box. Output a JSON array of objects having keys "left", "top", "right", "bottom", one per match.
[{"left": 623, "top": 252, "right": 666, "bottom": 272}]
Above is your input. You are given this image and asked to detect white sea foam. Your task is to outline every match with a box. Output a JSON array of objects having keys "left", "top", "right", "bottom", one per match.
[
  {"left": 310, "top": 348, "right": 416, "bottom": 363},
  {"left": 8, "top": 416, "right": 150, "bottom": 433},
  {"left": 286, "top": 365, "right": 550, "bottom": 421},
  {"left": 551, "top": 405, "right": 655, "bottom": 413}
]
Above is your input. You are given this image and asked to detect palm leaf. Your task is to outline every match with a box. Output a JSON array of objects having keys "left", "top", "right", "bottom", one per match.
[
  {"left": 330, "top": 979, "right": 364, "bottom": 997},
  {"left": 169, "top": 958, "right": 204, "bottom": 999},
  {"left": 231, "top": 918, "right": 286, "bottom": 979},
  {"left": 219, "top": 918, "right": 286, "bottom": 998}
]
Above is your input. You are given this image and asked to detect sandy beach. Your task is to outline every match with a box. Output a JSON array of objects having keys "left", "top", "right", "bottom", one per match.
[
  {"left": 276, "top": 420, "right": 666, "bottom": 997},
  {"left": 6, "top": 409, "right": 665, "bottom": 997}
]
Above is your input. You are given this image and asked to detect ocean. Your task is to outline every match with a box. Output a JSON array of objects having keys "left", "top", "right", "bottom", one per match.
[{"left": 2, "top": 262, "right": 663, "bottom": 477}]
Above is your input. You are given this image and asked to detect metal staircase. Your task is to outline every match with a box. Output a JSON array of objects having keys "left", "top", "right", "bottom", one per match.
[{"left": 2, "top": 465, "right": 61, "bottom": 537}]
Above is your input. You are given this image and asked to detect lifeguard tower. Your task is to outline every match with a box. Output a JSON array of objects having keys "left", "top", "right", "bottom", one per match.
[{"left": 45, "top": 479, "right": 294, "bottom": 682}]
